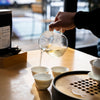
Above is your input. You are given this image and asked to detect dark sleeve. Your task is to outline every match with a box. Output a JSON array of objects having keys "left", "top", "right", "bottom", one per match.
[{"left": 74, "top": 8, "right": 100, "bottom": 38}]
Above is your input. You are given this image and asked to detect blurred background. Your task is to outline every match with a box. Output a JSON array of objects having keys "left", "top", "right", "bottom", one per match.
[{"left": 0, "top": 0, "right": 99, "bottom": 56}]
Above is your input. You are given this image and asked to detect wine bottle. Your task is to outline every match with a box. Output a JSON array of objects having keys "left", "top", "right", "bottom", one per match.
[{"left": 0, "top": 9, "right": 12, "bottom": 55}]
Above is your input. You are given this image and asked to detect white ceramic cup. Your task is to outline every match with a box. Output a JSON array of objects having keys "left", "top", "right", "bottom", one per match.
[
  {"left": 33, "top": 73, "right": 52, "bottom": 90},
  {"left": 51, "top": 66, "right": 69, "bottom": 78},
  {"left": 31, "top": 66, "right": 49, "bottom": 75},
  {"left": 90, "top": 59, "right": 100, "bottom": 80}
]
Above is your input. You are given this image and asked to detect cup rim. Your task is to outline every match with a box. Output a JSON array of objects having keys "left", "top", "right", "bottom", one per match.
[
  {"left": 51, "top": 66, "right": 69, "bottom": 72},
  {"left": 31, "top": 66, "right": 49, "bottom": 71},
  {"left": 34, "top": 73, "right": 52, "bottom": 81}
]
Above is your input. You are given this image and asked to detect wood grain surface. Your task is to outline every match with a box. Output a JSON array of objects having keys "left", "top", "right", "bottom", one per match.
[{"left": 0, "top": 48, "right": 97, "bottom": 100}]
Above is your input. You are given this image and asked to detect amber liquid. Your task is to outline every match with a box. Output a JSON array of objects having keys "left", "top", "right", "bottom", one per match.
[
  {"left": 42, "top": 44, "right": 67, "bottom": 57},
  {"left": 39, "top": 44, "right": 67, "bottom": 66},
  {"left": 39, "top": 49, "right": 43, "bottom": 66}
]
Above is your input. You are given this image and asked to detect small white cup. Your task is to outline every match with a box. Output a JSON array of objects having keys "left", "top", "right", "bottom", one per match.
[
  {"left": 33, "top": 73, "right": 52, "bottom": 90},
  {"left": 51, "top": 66, "right": 69, "bottom": 78},
  {"left": 31, "top": 66, "right": 49, "bottom": 75},
  {"left": 90, "top": 59, "right": 100, "bottom": 80}
]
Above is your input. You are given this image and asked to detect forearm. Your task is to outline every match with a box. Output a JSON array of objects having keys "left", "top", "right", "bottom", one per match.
[{"left": 74, "top": 8, "right": 100, "bottom": 38}]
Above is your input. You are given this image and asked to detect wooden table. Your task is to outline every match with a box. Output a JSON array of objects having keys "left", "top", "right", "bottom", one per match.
[{"left": 0, "top": 48, "right": 97, "bottom": 100}]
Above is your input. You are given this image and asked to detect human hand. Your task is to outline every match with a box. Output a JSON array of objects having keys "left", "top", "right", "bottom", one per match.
[{"left": 49, "top": 12, "right": 76, "bottom": 32}]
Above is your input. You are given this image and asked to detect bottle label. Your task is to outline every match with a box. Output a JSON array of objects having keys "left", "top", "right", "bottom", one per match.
[{"left": 0, "top": 26, "right": 10, "bottom": 49}]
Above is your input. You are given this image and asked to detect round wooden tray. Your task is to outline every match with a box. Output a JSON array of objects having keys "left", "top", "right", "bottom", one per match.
[{"left": 52, "top": 71, "right": 100, "bottom": 100}]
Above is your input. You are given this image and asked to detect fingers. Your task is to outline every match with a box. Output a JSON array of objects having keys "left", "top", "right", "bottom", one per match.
[
  {"left": 65, "top": 25, "right": 75, "bottom": 30},
  {"left": 49, "top": 22, "right": 75, "bottom": 32},
  {"left": 55, "top": 12, "right": 61, "bottom": 22},
  {"left": 49, "top": 12, "right": 62, "bottom": 31},
  {"left": 49, "top": 20, "right": 62, "bottom": 31}
]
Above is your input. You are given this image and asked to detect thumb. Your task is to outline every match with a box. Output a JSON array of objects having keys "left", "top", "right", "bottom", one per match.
[{"left": 49, "top": 20, "right": 62, "bottom": 31}]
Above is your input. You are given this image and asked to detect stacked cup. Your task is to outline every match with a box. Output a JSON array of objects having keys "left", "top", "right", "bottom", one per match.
[
  {"left": 31, "top": 66, "right": 69, "bottom": 90},
  {"left": 31, "top": 66, "right": 52, "bottom": 90}
]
